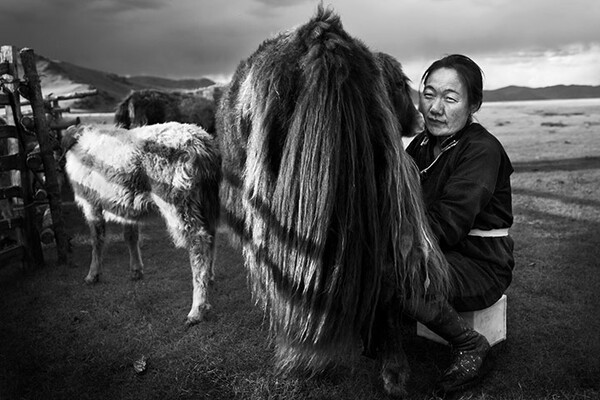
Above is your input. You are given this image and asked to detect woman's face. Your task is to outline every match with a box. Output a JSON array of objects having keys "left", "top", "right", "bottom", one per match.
[{"left": 419, "top": 67, "right": 473, "bottom": 137}]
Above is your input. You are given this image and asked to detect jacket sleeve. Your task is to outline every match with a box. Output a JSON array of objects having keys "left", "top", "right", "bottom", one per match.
[{"left": 427, "top": 140, "right": 500, "bottom": 248}]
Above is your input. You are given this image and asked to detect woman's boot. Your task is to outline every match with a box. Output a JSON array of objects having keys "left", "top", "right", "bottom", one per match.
[{"left": 407, "top": 297, "right": 491, "bottom": 394}]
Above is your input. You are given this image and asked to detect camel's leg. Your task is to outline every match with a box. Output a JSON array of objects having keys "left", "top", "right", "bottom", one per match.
[
  {"left": 185, "top": 235, "right": 216, "bottom": 326},
  {"left": 367, "top": 286, "right": 411, "bottom": 397},
  {"left": 379, "top": 307, "right": 411, "bottom": 397},
  {"left": 84, "top": 208, "right": 106, "bottom": 284},
  {"left": 123, "top": 223, "right": 144, "bottom": 281}
]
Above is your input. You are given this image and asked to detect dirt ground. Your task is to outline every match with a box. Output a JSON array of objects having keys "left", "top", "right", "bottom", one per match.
[{"left": 1, "top": 98, "right": 599, "bottom": 399}]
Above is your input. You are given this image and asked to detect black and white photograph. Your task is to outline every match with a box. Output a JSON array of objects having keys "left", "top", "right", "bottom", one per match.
[{"left": 1, "top": 1, "right": 598, "bottom": 399}]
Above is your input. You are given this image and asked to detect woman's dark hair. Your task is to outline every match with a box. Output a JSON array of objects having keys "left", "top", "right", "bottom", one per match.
[{"left": 421, "top": 54, "right": 484, "bottom": 113}]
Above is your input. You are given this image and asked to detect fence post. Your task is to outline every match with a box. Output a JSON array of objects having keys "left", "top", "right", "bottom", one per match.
[
  {"left": 0, "top": 45, "right": 44, "bottom": 269},
  {"left": 19, "top": 48, "right": 70, "bottom": 266}
]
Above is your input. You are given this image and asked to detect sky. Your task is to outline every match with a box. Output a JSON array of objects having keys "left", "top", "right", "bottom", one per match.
[{"left": 1, "top": 0, "right": 599, "bottom": 90}]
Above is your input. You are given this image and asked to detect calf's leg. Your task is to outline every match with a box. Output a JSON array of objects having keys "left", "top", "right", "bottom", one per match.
[
  {"left": 185, "top": 235, "right": 216, "bottom": 326},
  {"left": 123, "top": 223, "right": 144, "bottom": 280},
  {"left": 84, "top": 208, "right": 106, "bottom": 284},
  {"left": 152, "top": 195, "right": 215, "bottom": 325}
]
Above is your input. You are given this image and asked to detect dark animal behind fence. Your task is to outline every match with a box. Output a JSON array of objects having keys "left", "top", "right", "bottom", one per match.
[
  {"left": 62, "top": 122, "right": 221, "bottom": 325},
  {"left": 217, "top": 5, "right": 448, "bottom": 396},
  {"left": 114, "top": 87, "right": 223, "bottom": 134}
]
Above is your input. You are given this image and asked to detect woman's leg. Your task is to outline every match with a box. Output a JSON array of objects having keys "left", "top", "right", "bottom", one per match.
[
  {"left": 444, "top": 251, "right": 511, "bottom": 312},
  {"left": 406, "top": 297, "right": 491, "bottom": 394}
]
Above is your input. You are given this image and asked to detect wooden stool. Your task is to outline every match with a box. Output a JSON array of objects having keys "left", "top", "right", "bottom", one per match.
[{"left": 416, "top": 294, "right": 507, "bottom": 346}]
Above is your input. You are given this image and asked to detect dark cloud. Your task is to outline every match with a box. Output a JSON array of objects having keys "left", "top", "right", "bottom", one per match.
[
  {"left": 88, "top": 0, "right": 166, "bottom": 13},
  {"left": 1, "top": 0, "right": 598, "bottom": 87},
  {"left": 0, "top": 0, "right": 164, "bottom": 20},
  {"left": 253, "top": 0, "right": 315, "bottom": 7}
]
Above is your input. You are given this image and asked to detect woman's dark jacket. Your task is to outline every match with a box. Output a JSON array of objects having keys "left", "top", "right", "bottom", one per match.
[{"left": 405, "top": 122, "right": 515, "bottom": 310}]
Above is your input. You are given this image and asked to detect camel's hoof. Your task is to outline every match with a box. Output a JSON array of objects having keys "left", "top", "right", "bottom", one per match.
[
  {"left": 382, "top": 363, "right": 409, "bottom": 398},
  {"left": 130, "top": 270, "right": 144, "bottom": 281},
  {"left": 84, "top": 275, "right": 99, "bottom": 285}
]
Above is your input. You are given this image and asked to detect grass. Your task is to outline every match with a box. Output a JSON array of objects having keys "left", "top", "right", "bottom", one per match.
[{"left": 1, "top": 99, "right": 600, "bottom": 399}]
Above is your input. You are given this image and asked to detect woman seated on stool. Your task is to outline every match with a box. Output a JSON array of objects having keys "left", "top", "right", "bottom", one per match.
[{"left": 405, "top": 54, "right": 515, "bottom": 394}]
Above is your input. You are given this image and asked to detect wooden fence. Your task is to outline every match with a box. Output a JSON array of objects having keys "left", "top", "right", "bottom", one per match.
[{"left": 0, "top": 45, "right": 96, "bottom": 269}]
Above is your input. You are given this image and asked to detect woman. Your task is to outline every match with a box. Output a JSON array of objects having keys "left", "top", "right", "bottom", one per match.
[{"left": 405, "top": 54, "right": 515, "bottom": 394}]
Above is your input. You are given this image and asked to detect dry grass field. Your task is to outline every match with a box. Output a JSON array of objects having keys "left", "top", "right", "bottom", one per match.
[{"left": 1, "top": 98, "right": 599, "bottom": 400}]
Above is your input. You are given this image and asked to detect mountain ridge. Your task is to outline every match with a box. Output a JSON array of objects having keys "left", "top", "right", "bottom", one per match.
[
  {"left": 32, "top": 55, "right": 600, "bottom": 111},
  {"left": 35, "top": 55, "right": 216, "bottom": 111}
]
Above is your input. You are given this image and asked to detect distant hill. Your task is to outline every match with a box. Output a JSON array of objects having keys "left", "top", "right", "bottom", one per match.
[
  {"left": 32, "top": 54, "right": 600, "bottom": 111},
  {"left": 484, "top": 85, "right": 600, "bottom": 102},
  {"left": 34, "top": 55, "right": 215, "bottom": 112},
  {"left": 409, "top": 84, "right": 600, "bottom": 104}
]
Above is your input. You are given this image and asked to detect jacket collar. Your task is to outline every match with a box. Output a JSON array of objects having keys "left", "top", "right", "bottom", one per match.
[
  {"left": 417, "top": 122, "right": 477, "bottom": 179},
  {"left": 419, "top": 121, "right": 475, "bottom": 149}
]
